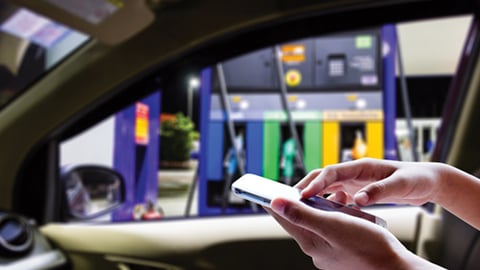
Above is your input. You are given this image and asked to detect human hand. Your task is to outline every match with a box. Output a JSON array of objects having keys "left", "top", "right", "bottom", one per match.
[
  {"left": 266, "top": 197, "right": 444, "bottom": 270},
  {"left": 296, "top": 158, "right": 448, "bottom": 206}
]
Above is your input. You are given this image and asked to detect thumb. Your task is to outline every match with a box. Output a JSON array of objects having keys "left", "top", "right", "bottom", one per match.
[{"left": 354, "top": 178, "right": 400, "bottom": 206}]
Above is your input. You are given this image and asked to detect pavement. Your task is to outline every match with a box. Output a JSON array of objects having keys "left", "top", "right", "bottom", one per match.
[{"left": 157, "top": 160, "right": 198, "bottom": 217}]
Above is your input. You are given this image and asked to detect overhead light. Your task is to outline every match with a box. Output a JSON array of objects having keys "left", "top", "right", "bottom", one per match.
[{"left": 188, "top": 77, "right": 200, "bottom": 88}]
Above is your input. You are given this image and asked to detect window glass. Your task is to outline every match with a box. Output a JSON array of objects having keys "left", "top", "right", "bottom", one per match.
[
  {"left": 59, "top": 14, "right": 472, "bottom": 223},
  {"left": 394, "top": 15, "right": 472, "bottom": 161}
]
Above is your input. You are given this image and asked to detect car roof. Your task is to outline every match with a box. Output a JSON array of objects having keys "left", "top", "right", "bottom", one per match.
[{"left": 0, "top": 0, "right": 476, "bottom": 211}]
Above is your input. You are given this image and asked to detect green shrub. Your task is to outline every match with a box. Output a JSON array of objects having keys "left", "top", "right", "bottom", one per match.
[{"left": 160, "top": 112, "right": 198, "bottom": 162}]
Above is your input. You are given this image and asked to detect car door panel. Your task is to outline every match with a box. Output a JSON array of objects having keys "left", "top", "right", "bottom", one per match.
[{"left": 41, "top": 206, "right": 425, "bottom": 269}]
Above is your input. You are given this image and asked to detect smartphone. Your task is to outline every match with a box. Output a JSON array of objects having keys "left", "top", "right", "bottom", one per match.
[{"left": 231, "top": 173, "right": 387, "bottom": 227}]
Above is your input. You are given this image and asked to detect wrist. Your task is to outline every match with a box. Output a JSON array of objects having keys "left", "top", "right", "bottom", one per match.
[
  {"left": 396, "top": 249, "right": 446, "bottom": 270},
  {"left": 430, "top": 162, "right": 460, "bottom": 206}
]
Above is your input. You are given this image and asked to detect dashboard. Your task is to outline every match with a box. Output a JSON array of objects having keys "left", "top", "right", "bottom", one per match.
[{"left": 0, "top": 212, "right": 67, "bottom": 270}]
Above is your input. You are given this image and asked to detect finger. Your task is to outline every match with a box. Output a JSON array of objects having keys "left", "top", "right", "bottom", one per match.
[
  {"left": 264, "top": 206, "right": 330, "bottom": 254},
  {"left": 300, "top": 158, "right": 397, "bottom": 198},
  {"left": 294, "top": 168, "right": 323, "bottom": 190},
  {"left": 270, "top": 197, "right": 375, "bottom": 243},
  {"left": 326, "top": 191, "right": 350, "bottom": 205}
]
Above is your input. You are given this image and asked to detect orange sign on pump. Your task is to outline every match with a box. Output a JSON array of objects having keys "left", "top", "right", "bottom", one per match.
[
  {"left": 135, "top": 102, "right": 149, "bottom": 145},
  {"left": 281, "top": 44, "right": 306, "bottom": 63}
]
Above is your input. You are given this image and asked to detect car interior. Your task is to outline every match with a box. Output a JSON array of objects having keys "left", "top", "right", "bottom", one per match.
[{"left": 0, "top": 0, "right": 479, "bottom": 269}]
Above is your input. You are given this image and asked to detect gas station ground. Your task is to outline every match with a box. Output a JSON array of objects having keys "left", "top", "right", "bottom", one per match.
[{"left": 157, "top": 160, "right": 199, "bottom": 217}]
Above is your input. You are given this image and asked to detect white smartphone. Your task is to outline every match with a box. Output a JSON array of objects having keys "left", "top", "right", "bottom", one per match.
[{"left": 231, "top": 173, "right": 387, "bottom": 227}]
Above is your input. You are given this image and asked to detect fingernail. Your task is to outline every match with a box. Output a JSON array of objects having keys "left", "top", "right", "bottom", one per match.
[
  {"left": 271, "top": 199, "right": 286, "bottom": 214},
  {"left": 355, "top": 191, "right": 369, "bottom": 205}
]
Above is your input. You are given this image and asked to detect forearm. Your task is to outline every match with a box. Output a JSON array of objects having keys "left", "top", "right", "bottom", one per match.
[{"left": 433, "top": 163, "right": 480, "bottom": 230}]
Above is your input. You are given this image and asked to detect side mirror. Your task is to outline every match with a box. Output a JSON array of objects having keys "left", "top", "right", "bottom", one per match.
[{"left": 61, "top": 165, "right": 126, "bottom": 220}]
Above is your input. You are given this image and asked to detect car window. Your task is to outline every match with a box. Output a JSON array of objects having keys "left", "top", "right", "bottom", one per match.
[
  {"left": 59, "top": 14, "right": 472, "bottom": 223},
  {"left": 0, "top": 0, "right": 89, "bottom": 109}
]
